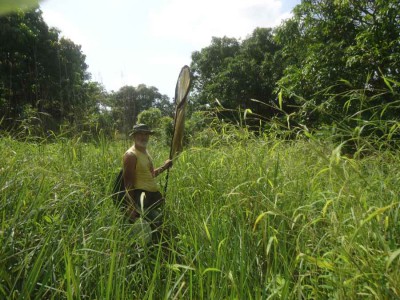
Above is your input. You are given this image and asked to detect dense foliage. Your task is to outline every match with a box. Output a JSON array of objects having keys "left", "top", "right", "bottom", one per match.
[
  {"left": 109, "top": 85, "right": 172, "bottom": 135},
  {"left": 191, "top": 29, "right": 283, "bottom": 119},
  {"left": 1, "top": 1, "right": 399, "bottom": 139},
  {"left": 0, "top": 8, "right": 171, "bottom": 136},
  {"left": 191, "top": 0, "right": 400, "bottom": 139},
  {"left": 1, "top": 1, "right": 400, "bottom": 298},
  {"left": 1, "top": 126, "right": 399, "bottom": 299},
  {"left": 0, "top": 9, "right": 90, "bottom": 128},
  {"left": 276, "top": 0, "right": 400, "bottom": 127}
]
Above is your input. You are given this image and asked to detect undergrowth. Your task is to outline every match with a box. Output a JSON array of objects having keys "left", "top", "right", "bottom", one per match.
[{"left": 1, "top": 120, "right": 399, "bottom": 299}]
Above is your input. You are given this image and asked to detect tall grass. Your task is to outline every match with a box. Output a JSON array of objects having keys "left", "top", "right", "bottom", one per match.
[{"left": 1, "top": 122, "right": 399, "bottom": 299}]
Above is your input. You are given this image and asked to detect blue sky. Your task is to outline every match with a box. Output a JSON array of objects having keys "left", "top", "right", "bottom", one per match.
[{"left": 40, "top": 0, "right": 301, "bottom": 98}]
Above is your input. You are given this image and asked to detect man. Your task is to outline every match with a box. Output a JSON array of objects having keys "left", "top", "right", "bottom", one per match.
[{"left": 123, "top": 124, "right": 172, "bottom": 230}]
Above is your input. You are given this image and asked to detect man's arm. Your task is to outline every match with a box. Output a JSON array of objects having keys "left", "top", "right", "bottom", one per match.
[{"left": 153, "top": 159, "right": 173, "bottom": 177}]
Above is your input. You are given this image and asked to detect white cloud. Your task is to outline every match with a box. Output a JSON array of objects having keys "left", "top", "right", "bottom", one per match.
[
  {"left": 103, "top": 71, "right": 143, "bottom": 91},
  {"left": 41, "top": 8, "right": 92, "bottom": 51},
  {"left": 149, "top": 54, "right": 189, "bottom": 67},
  {"left": 149, "top": 0, "right": 288, "bottom": 48},
  {"left": 40, "top": 0, "right": 298, "bottom": 97}
]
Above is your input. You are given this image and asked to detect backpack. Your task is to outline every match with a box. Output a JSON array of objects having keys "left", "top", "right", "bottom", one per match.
[{"left": 112, "top": 169, "right": 126, "bottom": 207}]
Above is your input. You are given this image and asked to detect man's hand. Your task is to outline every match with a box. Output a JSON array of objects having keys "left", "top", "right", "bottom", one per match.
[
  {"left": 154, "top": 159, "right": 173, "bottom": 177},
  {"left": 163, "top": 159, "right": 173, "bottom": 170}
]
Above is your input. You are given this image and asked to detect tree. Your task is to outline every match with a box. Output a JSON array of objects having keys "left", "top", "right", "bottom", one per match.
[
  {"left": 0, "top": 7, "right": 172, "bottom": 136},
  {"left": 0, "top": 0, "right": 41, "bottom": 15},
  {"left": 137, "top": 107, "right": 162, "bottom": 130},
  {"left": 190, "top": 36, "right": 240, "bottom": 109},
  {"left": 226, "top": 27, "right": 282, "bottom": 117},
  {"left": 111, "top": 85, "right": 137, "bottom": 134},
  {"left": 110, "top": 84, "right": 170, "bottom": 135},
  {"left": 0, "top": 8, "right": 55, "bottom": 123},
  {"left": 190, "top": 29, "right": 283, "bottom": 121},
  {"left": 154, "top": 94, "right": 173, "bottom": 117},
  {"left": 56, "top": 37, "right": 89, "bottom": 124},
  {"left": 0, "top": 8, "right": 91, "bottom": 131},
  {"left": 276, "top": 0, "right": 400, "bottom": 126}
]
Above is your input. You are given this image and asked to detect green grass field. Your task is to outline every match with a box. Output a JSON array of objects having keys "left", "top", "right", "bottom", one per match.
[{"left": 1, "top": 127, "right": 399, "bottom": 299}]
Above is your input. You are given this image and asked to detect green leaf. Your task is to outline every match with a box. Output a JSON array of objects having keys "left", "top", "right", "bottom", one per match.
[
  {"left": 386, "top": 248, "right": 400, "bottom": 270},
  {"left": 0, "top": 0, "right": 39, "bottom": 15},
  {"left": 203, "top": 221, "right": 211, "bottom": 241},
  {"left": 297, "top": 253, "right": 334, "bottom": 271},
  {"left": 244, "top": 108, "right": 252, "bottom": 120},
  {"left": 352, "top": 202, "right": 399, "bottom": 240},
  {"left": 43, "top": 215, "right": 52, "bottom": 223},
  {"left": 168, "top": 264, "right": 196, "bottom": 272},
  {"left": 202, "top": 268, "right": 221, "bottom": 275},
  {"left": 253, "top": 211, "right": 277, "bottom": 232}
]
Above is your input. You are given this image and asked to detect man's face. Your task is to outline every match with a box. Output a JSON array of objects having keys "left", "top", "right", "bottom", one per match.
[{"left": 134, "top": 132, "right": 150, "bottom": 148}]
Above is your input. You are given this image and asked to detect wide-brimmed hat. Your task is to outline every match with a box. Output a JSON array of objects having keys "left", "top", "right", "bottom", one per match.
[{"left": 130, "top": 123, "right": 155, "bottom": 135}]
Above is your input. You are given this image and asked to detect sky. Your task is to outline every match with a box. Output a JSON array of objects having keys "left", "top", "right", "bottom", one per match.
[{"left": 40, "top": 0, "right": 301, "bottom": 99}]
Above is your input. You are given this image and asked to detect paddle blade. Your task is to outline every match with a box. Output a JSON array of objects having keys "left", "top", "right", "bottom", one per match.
[{"left": 170, "top": 65, "right": 191, "bottom": 159}]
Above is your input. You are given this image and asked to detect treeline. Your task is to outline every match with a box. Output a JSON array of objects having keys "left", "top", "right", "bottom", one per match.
[
  {"left": 0, "top": 8, "right": 172, "bottom": 137},
  {"left": 1, "top": 1, "right": 400, "bottom": 141},
  {"left": 191, "top": 0, "right": 400, "bottom": 135},
  {"left": 0, "top": 8, "right": 89, "bottom": 130}
]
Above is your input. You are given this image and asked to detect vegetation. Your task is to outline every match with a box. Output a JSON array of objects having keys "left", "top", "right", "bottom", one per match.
[
  {"left": 2, "top": 1, "right": 399, "bottom": 138},
  {"left": 1, "top": 0, "right": 400, "bottom": 299},
  {"left": 0, "top": 8, "right": 171, "bottom": 136},
  {"left": 190, "top": 0, "right": 400, "bottom": 133},
  {"left": 1, "top": 121, "right": 399, "bottom": 299}
]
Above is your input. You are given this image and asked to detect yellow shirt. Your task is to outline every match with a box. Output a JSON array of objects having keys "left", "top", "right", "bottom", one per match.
[{"left": 126, "top": 147, "right": 159, "bottom": 192}]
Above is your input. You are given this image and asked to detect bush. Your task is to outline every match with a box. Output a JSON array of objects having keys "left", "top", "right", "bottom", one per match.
[
  {"left": 137, "top": 108, "right": 162, "bottom": 130},
  {"left": 160, "top": 116, "right": 173, "bottom": 146}
]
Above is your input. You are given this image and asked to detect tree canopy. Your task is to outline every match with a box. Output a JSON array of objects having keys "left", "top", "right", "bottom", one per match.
[
  {"left": 109, "top": 84, "right": 172, "bottom": 135},
  {"left": 190, "top": 0, "right": 400, "bottom": 133},
  {"left": 275, "top": 0, "right": 400, "bottom": 126},
  {"left": 1, "top": 1, "right": 399, "bottom": 139},
  {"left": 0, "top": 8, "right": 90, "bottom": 129},
  {"left": 190, "top": 29, "right": 282, "bottom": 119},
  {"left": 0, "top": 7, "right": 171, "bottom": 136}
]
